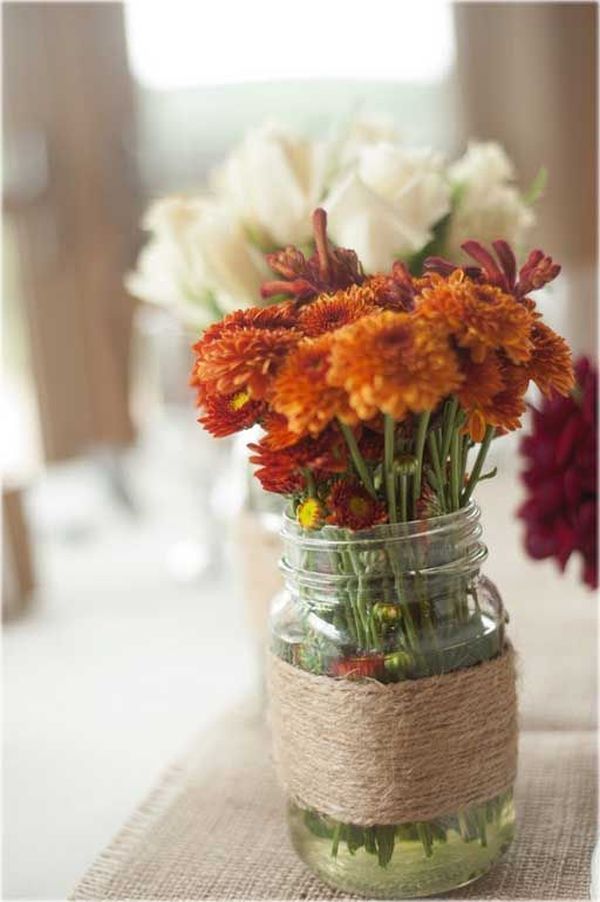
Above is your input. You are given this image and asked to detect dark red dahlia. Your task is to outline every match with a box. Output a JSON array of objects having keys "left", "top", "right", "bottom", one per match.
[{"left": 518, "top": 356, "right": 598, "bottom": 589}]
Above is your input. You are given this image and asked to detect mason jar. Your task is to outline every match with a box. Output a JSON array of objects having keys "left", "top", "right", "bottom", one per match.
[{"left": 269, "top": 503, "right": 516, "bottom": 899}]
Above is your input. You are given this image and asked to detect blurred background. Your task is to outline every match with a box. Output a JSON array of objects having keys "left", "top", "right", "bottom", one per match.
[{"left": 3, "top": 2, "right": 597, "bottom": 898}]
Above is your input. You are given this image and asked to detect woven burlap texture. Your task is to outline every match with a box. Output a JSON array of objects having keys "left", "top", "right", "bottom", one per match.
[
  {"left": 71, "top": 713, "right": 595, "bottom": 901},
  {"left": 269, "top": 647, "right": 517, "bottom": 825}
]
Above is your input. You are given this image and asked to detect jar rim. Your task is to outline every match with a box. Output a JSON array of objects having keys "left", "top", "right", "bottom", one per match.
[{"left": 282, "top": 499, "right": 481, "bottom": 548}]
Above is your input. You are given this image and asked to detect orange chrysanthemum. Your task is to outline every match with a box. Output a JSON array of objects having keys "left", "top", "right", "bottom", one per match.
[
  {"left": 326, "top": 479, "right": 388, "bottom": 530},
  {"left": 193, "top": 326, "right": 300, "bottom": 399},
  {"left": 525, "top": 321, "right": 575, "bottom": 397},
  {"left": 460, "top": 359, "right": 529, "bottom": 440},
  {"left": 199, "top": 390, "right": 265, "bottom": 438},
  {"left": 297, "top": 284, "right": 378, "bottom": 337},
  {"left": 485, "top": 362, "right": 529, "bottom": 435},
  {"left": 328, "top": 311, "right": 462, "bottom": 421},
  {"left": 456, "top": 353, "right": 505, "bottom": 442},
  {"left": 416, "top": 270, "right": 534, "bottom": 364},
  {"left": 198, "top": 303, "right": 298, "bottom": 345},
  {"left": 270, "top": 334, "right": 358, "bottom": 436},
  {"left": 191, "top": 302, "right": 301, "bottom": 399}
]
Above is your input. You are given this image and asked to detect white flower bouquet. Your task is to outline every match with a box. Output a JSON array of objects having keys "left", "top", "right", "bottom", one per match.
[{"left": 128, "top": 116, "right": 542, "bottom": 327}]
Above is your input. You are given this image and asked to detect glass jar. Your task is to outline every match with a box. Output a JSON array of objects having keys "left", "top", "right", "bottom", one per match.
[{"left": 270, "top": 503, "right": 515, "bottom": 899}]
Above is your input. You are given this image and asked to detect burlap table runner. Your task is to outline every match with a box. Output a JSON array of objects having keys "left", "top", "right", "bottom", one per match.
[{"left": 71, "top": 710, "right": 595, "bottom": 901}]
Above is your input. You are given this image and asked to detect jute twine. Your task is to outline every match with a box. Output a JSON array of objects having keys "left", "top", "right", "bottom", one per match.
[{"left": 268, "top": 645, "right": 518, "bottom": 826}]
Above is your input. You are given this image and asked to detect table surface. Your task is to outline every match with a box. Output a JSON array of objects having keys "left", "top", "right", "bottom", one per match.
[
  {"left": 71, "top": 712, "right": 595, "bottom": 901},
  {"left": 71, "top": 470, "right": 597, "bottom": 901}
]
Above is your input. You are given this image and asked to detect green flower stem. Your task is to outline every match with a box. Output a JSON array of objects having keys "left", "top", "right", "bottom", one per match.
[
  {"left": 385, "top": 548, "right": 423, "bottom": 665},
  {"left": 426, "top": 432, "right": 446, "bottom": 513},
  {"left": 448, "top": 430, "right": 458, "bottom": 512},
  {"left": 384, "top": 415, "right": 398, "bottom": 522},
  {"left": 399, "top": 474, "right": 408, "bottom": 522},
  {"left": 342, "top": 548, "right": 369, "bottom": 648},
  {"left": 440, "top": 396, "right": 458, "bottom": 465},
  {"left": 338, "top": 421, "right": 377, "bottom": 499},
  {"left": 417, "top": 823, "right": 434, "bottom": 858},
  {"left": 331, "top": 821, "right": 342, "bottom": 857},
  {"left": 347, "top": 547, "right": 378, "bottom": 649},
  {"left": 461, "top": 426, "right": 495, "bottom": 504},
  {"left": 412, "top": 411, "right": 431, "bottom": 518},
  {"left": 303, "top": 467, "right": 317, "bottom": 498},
  {"left": 460, "top": 436, "right": 472, "bottom": 488}
]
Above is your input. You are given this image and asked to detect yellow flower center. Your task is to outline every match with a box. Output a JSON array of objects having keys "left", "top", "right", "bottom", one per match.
[
  {"left": 297, "top": 498, "right": 323, "bottom": 530},
  {"left": 229, "top": 390, "right": 250, "bottom": 411},
  {"left": 349, "top": 495, "right": 370, "bottom": 518}
]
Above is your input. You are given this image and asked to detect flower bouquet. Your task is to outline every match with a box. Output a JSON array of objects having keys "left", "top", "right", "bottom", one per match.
[
  {"left": 128, "top": 118, "right": 544, "bottom": 664},
  {"left": 190, "top": 207, "right": 573, "bottom": 897}
]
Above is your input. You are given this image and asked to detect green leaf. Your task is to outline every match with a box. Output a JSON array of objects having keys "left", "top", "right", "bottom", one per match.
[
  {"left": 364, "top": 827, "right": 378, "bottom": 855},
  {"left": 406, "top": 210, "right": 452, "bottom": 276},
  {"left": 346, "top": 825, "right": 365, "bottom": 855},
  {"left": 376, "top": 825, "right": 396, "bottom": 867},
  {"left": 303, "top": 809, "right": 334, "bottom": 840},
  {"left": 523, "top": 166, "right": 548, "bottom": 206}
]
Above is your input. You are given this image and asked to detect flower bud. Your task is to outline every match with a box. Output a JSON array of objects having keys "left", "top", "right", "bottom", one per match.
[
  {"left": 373, "top": 603, "right": 401, "bottom": 623},
  {"left": 394, "top": 454, "right": 419, "bottom": 476}
]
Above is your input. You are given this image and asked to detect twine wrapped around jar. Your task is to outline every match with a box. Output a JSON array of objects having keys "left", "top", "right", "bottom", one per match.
[{"left": 268, "top": 644, "right": 518, "bottom": 826}]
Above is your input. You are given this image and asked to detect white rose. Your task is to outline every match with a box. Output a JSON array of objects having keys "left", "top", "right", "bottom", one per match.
[
  {"left": 192, "top": 202, "right": 271, "bottom": 313},
  {"left": 210, "top": 122, "right": 328, "bottom": 248},
  {"left": 127, "top": 196, "right": 270, "bottom": 326},
  {"left": 329, "top": 112, "right": 402, "bottom": 172},
  {"left": 323, "top": 143, "right": 451, "bottom": 272},
  {"left": 446, "top": 142, "right": 536, "bottom": 260}
]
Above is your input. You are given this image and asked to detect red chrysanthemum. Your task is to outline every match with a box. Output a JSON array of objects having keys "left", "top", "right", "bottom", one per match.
[
  {"left": 357, "top": 424, "right": 385, "bottom": 462},
  {"left": 326, "top": 478, "right": 388, "bottom": 530},
  {"left": 248, "top": 427, "right": 348, "bottom": 496},
  {"left": 199, "top": 390, "right": 265, "bottom": 438},
  {"left": 260, "top": 411, "right": 305, "bottom": 450},
  {"left": 518, "top": 356, "right": 597, "bottom": 589},
  {"left": 247, "top": 441, "right": 306, "bottom": 494}
]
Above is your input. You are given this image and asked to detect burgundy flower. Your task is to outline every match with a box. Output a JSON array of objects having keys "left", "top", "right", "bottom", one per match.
[
  {"left": 518, "top": 356, "right": 598, "bottom": 589},
  {"left": 261, "top": 209, "right": 365, "bottom": 302},
  {"left": 425, "top": 239, "right": 561, "bottom": 300}
]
